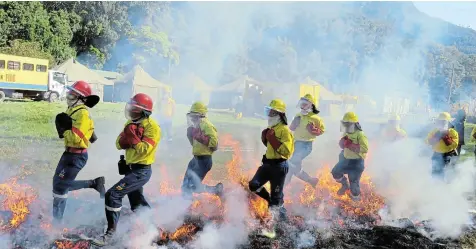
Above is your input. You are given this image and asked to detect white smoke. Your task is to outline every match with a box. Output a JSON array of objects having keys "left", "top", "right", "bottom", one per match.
[{"left": 367, "top": 138, "right": 476, "bottom": 238}]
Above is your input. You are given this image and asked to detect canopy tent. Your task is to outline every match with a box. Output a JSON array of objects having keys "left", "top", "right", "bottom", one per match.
[
  {"left": 167, "top": 74, "right": 213, "bottom": 105},
  {"left": 113, "top": 65, "right": 171, "bottom": 107},
  {"left": 92, "top": 69, "right": 123, "bottom": 81},
  {"left": 54, "top": 58, "right": 113, "bottom": 101}
]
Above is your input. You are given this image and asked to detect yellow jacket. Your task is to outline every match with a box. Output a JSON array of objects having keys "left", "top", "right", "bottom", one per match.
[
  {"left": 381, "top": 126, "right": 407, "bottom": 142},
  {"left": 192, "top": 119, "right": 218, "bottom": 156},
  {"left": 116, "top": 117, "right": 161, "bottom": 165},
  {"left": 342, "top": 131, "right": 369, "bottom": 160},
  {"left": 159, "top": 98, "right": 176, "bottom": 117},
  {"left": 425, "top": 128, "right": 459, "bottom": 153},
  {"left": 265, "top": 123, "right": 294, "bottom": 160},
  {"left": 292, "top": 113, "right": 325, "bottom": 142},
  {"left": 64, "top": 104, "right": 94, "bottom": 149}
]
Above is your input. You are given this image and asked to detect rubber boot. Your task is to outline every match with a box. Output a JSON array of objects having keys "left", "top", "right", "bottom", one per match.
[
  {"left": 261, "top": 207, "right": 278, "bottom": 239},
  {"left": 91, "top": 229, "right": 115, "bottom": 247},
  {"left": 214, "top": 183, "right": 224, "bottom": 196},
  {"left": 350, "top": 193, "right": 361, "bottom": 202},
  {"left": 336, "top": 177, "right": 349, "bottom": 196},
  {"left": 91, "top": 177, "right": 106, "bottom": 198},
  {"left": 53, "top": 197, "right": 67, "bottom": 222},
  {"left": 254, "top": 187, "right": 271, "bottom": 204},
  {"left": 296, "top": 171, "right": 319, "bottom": 187}
]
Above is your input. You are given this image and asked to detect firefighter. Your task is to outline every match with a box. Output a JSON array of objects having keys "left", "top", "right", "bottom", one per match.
[
  {"left": 52, "top": 80, "right": 104, "bottom": 223},
  {"left": 450, "top": 109, "right": 466, "bottom": 156},
  {"left": 381, "top": 113, "right": 407, "bottom": 142},
  {"left": 285, "top": 94, "right": 324, "bottom": 187},
  {"left": 426, "top": 112, "right": 459, "bottom": 179},
  {"left": 158, "top": 90, "right": 176, "bottom": 142},
  {"left": 181, "top": 102, "right": 223, "bottom": 198},
  {"left": 331, "top": 112, "right": 369, "bottom": 202},
  {"left": 92, "top": 93, "right": 161, "bottom": 246},
  {"left": 248, "top": 99, "right": 294, "bottom": 238}
]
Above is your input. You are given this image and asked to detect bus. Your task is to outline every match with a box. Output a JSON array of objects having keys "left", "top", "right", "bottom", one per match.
[{"left": 0, "top": 54, "right": 67, "bottom": 102}]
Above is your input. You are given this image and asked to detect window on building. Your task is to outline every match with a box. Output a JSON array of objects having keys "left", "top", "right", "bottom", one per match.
[
  {"left": 23, "top": 63, "right": 34, "bottom": 71},
  {"left": 36, "top": 65, "right": 47, "bottom": 72},
  {"left": 7, "top": 61, "right": 20, "bottom": 70},
  {"left": 0, "top": 60, "right": 5, "bottom": 69}
]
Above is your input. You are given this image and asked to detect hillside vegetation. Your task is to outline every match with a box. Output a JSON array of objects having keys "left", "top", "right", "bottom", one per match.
[{"left": 0, "top": 1, "right": 475, "bottom": 107}]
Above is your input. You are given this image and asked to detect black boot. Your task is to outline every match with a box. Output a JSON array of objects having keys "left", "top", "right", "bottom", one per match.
[
  {"left": 53, "top": 197, "right": 67, "bottom": 222},
  {"left": 254, "top": 187, "right": 271, "bottom": 204},
  {"left": 91, "top": 229, "right": 115, "bottom": 247},
  {"left": 336, "top": 177, "right": 349, "bottom": 196},
  {"left": 91, "top": 177, "right": 106, "bottom": 198}
]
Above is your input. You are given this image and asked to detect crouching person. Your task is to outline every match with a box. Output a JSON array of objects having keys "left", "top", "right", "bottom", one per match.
[
  {"left": 425, "top": 112, "right": 458, "bottom": 179},
  {"left": 92, "top": 93, "right": 161, "bottom": 247},
  {"left": 181, "top": 102, "right": 223, "bottom": 198},
  {"left": 331, "top": 112, "right": 368, "bottom": 202},
  {"left": 52, "top": 80, "right": 104, "bottom": 224},
  {"left": 249, "top": 99, "right": 294, "bottom": 238}
]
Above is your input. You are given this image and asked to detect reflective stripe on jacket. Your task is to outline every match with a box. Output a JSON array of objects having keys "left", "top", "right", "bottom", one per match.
[
  {"left": 192, "top": 118, "right": 218, "bottom": 156},
  {"left": 293, "top": 113, "right": 325, "bottom": 142},
  {"left": 265, "top": 123, "right": 294, "bottom": 160},
  {"left": 64, "top": 104, "right": 94, "bottom": 149},
  {"left": 342, "top": 130, "right": 369, "bottom": 160},
  {"left": 116, "top": 117, "right": 161, "bottom": 165}
]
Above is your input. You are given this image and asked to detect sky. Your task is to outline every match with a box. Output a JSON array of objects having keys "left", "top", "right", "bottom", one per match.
[{"left": 414, "top": 1, "right": 476, "bottom": 30}]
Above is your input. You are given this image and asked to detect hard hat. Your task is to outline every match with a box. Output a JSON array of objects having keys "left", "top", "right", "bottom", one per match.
[
  {"left": 301, "top": 94, "right": 316, "bottom": 105},
  {"left": 67, "top": 81, "right": 92, "bottom": 97},
  {"left": 190, "top": 101, "right": 208, "bottom": 115},
  {"left": 388, "top": 113, "right": 401, "bottom": 121},
  {"left": 437, "top": 112, "right": 452, "bottom": 121},
  {"left": 129, "top": 93, "right": 153, "bottom": 112},
  {"left": 342, "top": 112, "right": 358, "bottom": 123},
  {"left": 268, "top": 99, "right": 286, "bottom": 113}
]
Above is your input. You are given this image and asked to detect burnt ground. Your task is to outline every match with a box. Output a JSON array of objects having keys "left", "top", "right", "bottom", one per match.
[{"left": 1, "top": 122, "right": 476, "bottom": 249}]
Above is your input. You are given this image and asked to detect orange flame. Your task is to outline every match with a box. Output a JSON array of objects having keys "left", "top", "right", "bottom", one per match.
[{"left": 0, "top": 177, "right": 37, "bottom": 232}]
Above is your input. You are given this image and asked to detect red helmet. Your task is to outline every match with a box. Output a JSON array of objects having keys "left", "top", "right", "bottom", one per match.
[
  {"left": 67, "top": 80, "right": 92, "bottom": 97},
  {"left": 129, "top": 93, "right": 153, "bottom": 112}
]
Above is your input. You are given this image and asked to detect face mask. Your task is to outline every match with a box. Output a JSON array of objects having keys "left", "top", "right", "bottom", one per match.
[
  {"left": 187, "top": 113, "right": 202, "bottom": 127},
  {"left": 300, "top": 108, "right": 311, "bottom": 115},
  {"left": 340, "top": 122, "right": 355, "bottom": 133},
  {"left": 436, "top": 120, "right": 449, "bottom": 131},
  {"left": 66, "top": 93, "right": 80, "bottom": 108},
  {"left": 125, "top": 103, "right": 143, "bottom": 121},
  {"left": 268, "top": 116, "right": 281, "bottom": 127}
]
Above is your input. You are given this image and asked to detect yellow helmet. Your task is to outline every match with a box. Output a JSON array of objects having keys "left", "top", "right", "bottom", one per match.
[
  {"left": 301, "top": 94, "right": 316, "bottom": 105},
  {"left": 268, "top": 99, "right": 286, "bottom": 113},
  {"left": 342, "top": 112, "right": 358, "bottom": 123},
  {"left": 437, "top": 112, "right": 452, "bottom": 121},
  {"left": 389, "top": 113, "right": 401, "bottom": 121},
  {"left": 190, "top": 101, "right": 208, "bottom": 115}
]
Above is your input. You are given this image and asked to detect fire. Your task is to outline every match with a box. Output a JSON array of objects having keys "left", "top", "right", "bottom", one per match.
[
  {"left": 0, "top": 176, "right": 37, "bottom": 232},
  {"left": 54, "top": 240, "right": 90, "bottom": 249},
  {"left": 170, "top": 224, "right": 198, "bottom": 240}
]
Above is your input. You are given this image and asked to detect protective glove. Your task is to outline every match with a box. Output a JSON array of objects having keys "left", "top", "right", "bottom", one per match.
[
  {"left": 289, "top": 116, "right": 301, "bottom": 131},
  {"left": 89, "top": 131, "right": 98, "bottom": 144},
  {"left": 339, "top": 136, "right": 348, "bottom": 149},
  {"left": 442, "top": 134, "right": 453, "bottom": 146},
  {"left": 261, "top": 128, "right": 270, "bottom": 146},
  {"left": 192, "top": 128, "right": 210, "bottom": 146},
  {"left": 306, "top": 123, "right": 322, "bottom": 136},
  {"left": 265, "top": 129, "right": 282, "bottom": 150},
  {"left": 55, "top": 112, "right": 73, "bottom": 139},
  {"left": 343, "top": 137, "right": 360, "bottom": 153},
  {"left": 119, "top": 124, "right": 144, "bottom": 149}
]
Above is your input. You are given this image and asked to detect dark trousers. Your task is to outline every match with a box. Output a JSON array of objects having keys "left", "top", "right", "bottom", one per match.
[
  {"left": 160, "top": 118, "right": 173, "bottom": 140},
  {"left": 331, "top": 152, "right": 364, "bottom": 196},
  {"left": 285, "top": 141, "right": 314, "bottom": 185},
  {"left": 105, "top": 165, "right": 152, "bottom": 232},
  {"left": 431, "top": 152, "right": 452, "bottom": 179},
  {"left": 181, "top": 155, "right": 215, "bottom": 198},
  {"left": 249, "top": 160, "right": 288, "bottom": 208},
  {"left": 52, "top": 151, "right": 91, "bottom": 221}
]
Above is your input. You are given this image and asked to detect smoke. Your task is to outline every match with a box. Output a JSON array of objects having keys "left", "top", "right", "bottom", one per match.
[
  {"left": 368, "top": 138, "right": 476, "bottom": 238},
  {"left": 190, "top": 185, "right": 249, "bottom": 249}
]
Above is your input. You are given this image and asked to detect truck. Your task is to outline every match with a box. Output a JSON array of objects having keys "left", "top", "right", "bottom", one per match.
[{"left": 0, "top": 53, "right": 67, "bottom": 102}]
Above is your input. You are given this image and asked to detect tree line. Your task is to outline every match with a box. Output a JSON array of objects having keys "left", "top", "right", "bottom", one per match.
[{"left": 0, "top": 1, "right": 474, "bottom": 107}]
